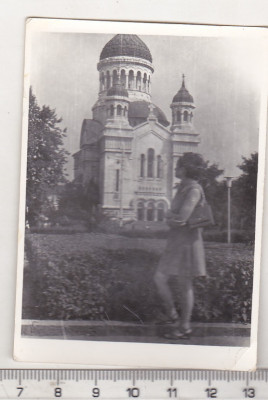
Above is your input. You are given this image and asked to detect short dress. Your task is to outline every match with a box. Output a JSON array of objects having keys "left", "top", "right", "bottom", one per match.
[{"left": 157, "top": 181, "right": 206, "bottom": 278}]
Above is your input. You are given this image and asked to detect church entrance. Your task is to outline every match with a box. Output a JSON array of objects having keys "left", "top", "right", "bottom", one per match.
[
  {"left": 136, "top": 199, "right": 167, "bottom": 222},
  {"left": 147, "top": 202, "right": 155, "bottom": 221}
]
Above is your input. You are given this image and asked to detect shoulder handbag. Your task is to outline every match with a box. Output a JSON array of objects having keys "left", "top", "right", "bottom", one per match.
[{"left": 187, "top": 186, "right": 215, "bottom": 229}]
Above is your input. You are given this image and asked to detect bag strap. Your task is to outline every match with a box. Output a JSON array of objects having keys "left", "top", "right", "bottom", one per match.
[
  {"left": 199, "top": 186, "right": 207, "bottom": 206},
  {"left": 182, "top": 183, "right": 207, "bottom": 206}
]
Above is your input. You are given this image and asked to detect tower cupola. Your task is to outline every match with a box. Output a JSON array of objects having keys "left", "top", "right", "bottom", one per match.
[
  {"left": 170, "top": 74, "right": 195, "bottom": 133},
  {"left": 105, "top": 81, "right": 130, "bottom": 126},
  {"left": 172, "top": 74, "right": 194, "bottom": 103}
]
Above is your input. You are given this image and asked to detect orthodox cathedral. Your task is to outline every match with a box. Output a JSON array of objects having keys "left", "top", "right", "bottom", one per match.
[{"left": 73, "top": 34, "right": 200, "bottom": 223}]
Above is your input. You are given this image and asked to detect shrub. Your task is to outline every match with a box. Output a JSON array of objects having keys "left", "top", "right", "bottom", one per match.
[
  {"left": 120, "top": 229, "right": 169, "bottom": 239},
  {"left": 193, "top": 252, "right": 253, "bottom": 323},
  {"left": 30, "top": 225, "right": 88, "bottom": 234},
  {"left": 23, "top": 236, "right": 254, "bottom": 323},
  {"left": 95, "top": 219, "right": 122, "bottom": 235},
  {"left": 203, "top": 229, "right": 255, "bottom": 244},
  {"left": 121, "top": 228, "right": 255, "bottom": 244}
]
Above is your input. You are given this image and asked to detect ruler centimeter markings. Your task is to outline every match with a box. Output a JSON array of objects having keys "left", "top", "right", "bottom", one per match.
[{"left": 0, "top": 370, "right": 267, "bottom": 399}]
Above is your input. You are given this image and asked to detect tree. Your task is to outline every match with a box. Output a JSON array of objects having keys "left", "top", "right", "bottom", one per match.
[
  {"left": 199, "top": 163, "right": 225, "bottom": 228},
  {"left": 26, "top": 87, "right": 69, "bottom": 226},
  {"left": 84, "top": 179, "right": 100, "bottom": 212},
  {"left": 232, "top": 152, "right": 258, "bottom": 229}
]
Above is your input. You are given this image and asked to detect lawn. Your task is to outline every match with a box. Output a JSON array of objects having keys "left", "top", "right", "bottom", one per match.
[{"left": 23, "top": 233, "right": 254, "bottom": 324}]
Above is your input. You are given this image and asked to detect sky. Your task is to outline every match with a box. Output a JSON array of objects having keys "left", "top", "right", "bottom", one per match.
[{"left": 29, "top": 31, "right": 265, "bottom": 179}]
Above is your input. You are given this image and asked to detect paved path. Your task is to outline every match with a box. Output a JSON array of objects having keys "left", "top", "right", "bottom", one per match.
[{"left": 22, "top": 320, "right": 250, "bottom": 347}]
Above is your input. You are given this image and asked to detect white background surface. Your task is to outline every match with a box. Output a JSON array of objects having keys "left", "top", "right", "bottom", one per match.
[{"left": 0, "top": 0, "right": 267, "bottom": 369}]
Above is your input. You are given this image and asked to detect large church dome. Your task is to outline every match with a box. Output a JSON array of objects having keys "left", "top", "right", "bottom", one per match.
[{"left": 100, "top": 34, "right": 152, "bottom": 63}]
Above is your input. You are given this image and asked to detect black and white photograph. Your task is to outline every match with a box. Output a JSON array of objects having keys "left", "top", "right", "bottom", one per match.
[{"left": 14, "top": 19, "right": 267, "bottom": 369}]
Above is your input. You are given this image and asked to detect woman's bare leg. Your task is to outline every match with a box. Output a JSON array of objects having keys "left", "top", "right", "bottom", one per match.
[
  {"left": 179, "top": 276, "right": 194, "bottom": 330},
  {"left": 154, "top": 271, "right": 177, "bottom": 318}
]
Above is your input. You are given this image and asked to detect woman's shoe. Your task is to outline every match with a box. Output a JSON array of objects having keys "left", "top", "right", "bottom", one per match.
[{"left": 163, "top": 328, "right": 192, "bottom": 340}]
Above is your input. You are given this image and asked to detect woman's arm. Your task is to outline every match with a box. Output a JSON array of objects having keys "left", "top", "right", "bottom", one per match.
[{"left": 166, "top": 188, "right": 201, "bottom": 227}]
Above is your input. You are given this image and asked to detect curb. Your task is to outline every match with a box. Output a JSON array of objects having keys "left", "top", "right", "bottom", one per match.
[{"left": 22, "top": 320, "right": 250, "bottom": 339}]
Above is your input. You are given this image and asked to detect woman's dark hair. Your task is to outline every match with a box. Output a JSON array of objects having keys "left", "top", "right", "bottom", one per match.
[{"left": 177, "top": 152, "right": 207, "bottom": 180}]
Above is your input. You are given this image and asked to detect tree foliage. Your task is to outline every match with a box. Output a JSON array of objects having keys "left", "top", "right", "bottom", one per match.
[
  {"left": 232, "top": 152, "right": 258, "bottom": 229},
  {"left": 198, "top": 163, "right": 224, "bottom": 201},
  {"left": 58, "top": 180, "right": 99, "bottom": 218},
  {"left": 196, "top": 152, "right": 258, "bottom": 231},
  {"left": 26, "top": 87, "right": 69, "bottom": 226}
]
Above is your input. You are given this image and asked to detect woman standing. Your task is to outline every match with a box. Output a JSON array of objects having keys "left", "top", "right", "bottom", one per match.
[{"left": 154, "top": 152, "right": 207, "bottom": 339}]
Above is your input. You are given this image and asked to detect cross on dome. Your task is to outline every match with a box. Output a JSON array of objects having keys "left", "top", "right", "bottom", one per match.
[
  {"left": 148, "top": 103, "right": 157, "bottom": 121},
  {"left": 182, "top": 73, "right": 185, "bottom": 88},
  {"left": 148, "top": 103, "right": 155, "bottom": 114}
]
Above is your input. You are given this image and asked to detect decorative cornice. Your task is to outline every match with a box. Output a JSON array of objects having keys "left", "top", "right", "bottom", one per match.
[
  {"left": 170, "top": 102, "right": 195, "bottom": 109},
  {"left": 97, "top": 56, "right": 154, "bottom": 73}
]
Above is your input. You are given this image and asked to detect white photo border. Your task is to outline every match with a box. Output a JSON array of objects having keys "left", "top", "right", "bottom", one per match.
[{"left": 14, "top": 18, "right": 268, "bottom": 370}]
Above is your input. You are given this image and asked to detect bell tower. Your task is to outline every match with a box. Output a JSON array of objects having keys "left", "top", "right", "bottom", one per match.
[
  {"left": 170, "top": 74, "right": 200, "bottom": 189},
  {"left": 170, "top": 74, "right": 196, "bottom": 133},
  {"left": 105, "top": 81, "right": 130, "bottom": 128}
]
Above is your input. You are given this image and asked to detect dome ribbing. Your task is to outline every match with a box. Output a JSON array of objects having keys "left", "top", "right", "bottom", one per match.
[{"left": 100, "top": 34, "right": 152, "bottom": 63}]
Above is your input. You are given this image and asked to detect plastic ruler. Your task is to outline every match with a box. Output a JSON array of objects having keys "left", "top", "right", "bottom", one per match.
[{"left": 0, "top": 369, "right": 268, "bottom": 399}]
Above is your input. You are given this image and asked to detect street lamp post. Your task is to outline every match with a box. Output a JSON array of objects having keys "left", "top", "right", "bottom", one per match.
[
  {"left": 225, "top": 176, "right": 233, "bottom": 244},
  {"left": 119, "top": 144, "right": 125, "bottom": 228}
]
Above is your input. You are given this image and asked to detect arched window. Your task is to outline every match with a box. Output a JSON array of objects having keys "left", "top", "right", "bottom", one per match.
[
  {"left": 177, "top": 111, "right": 181, "bottom": 122},
  {"left": 157, "top": 155, "right": 163, "bottom": 178},
  {"left": 117, "top": 105, "right": 122, "bottom": 116},
  {"left": 137, "top": 202, "right": 145, "bottom": 221},
  {"left": 147, "top": 202, "right": 155, "bottom": 222},
  {"left": 140, "top": 154, "right": 145, "bottom": 177},
  {"left": 124, "top": 106, "right": 127, "bottom": 116},
  {"left": 136, "top": 71, "right": 142, "bottom": 90},
  {"left": 148, "top": 75, "right": 151, "bottom": 93},
  {"left": 112, "top": 70, "right": 118, "bottom": 86},
  {"left": 157, "top": 203, "right": 165, "bottom": 222},
  {"left": 128, "top": 70, "right": 134, "bottom": 89},
  {"left": 106, "top": 71, "right": 111, "bottom": 89},
  {"left": 183, "top": 111, "right": 188, "bottom": 122},
  {"left": 121, "top": 70, "right": 126, "bottom": 88},
  {"left": 115, "top": 169, "right": 120, "bottom": 192},
  {"left": 147, "top": 148, "right": 155, "bottom": 178},
  {"left": 100, "top": 72, "right": 105, "bottom": 91},
  {"left": 110, "top": 105, "right": 114, "bottom": 116},
  {"left": 143, "top": 73, "right": 147, "bottom": 91},
  {"left": 190, "top": 112, "right": 193, "bottom": 122}
]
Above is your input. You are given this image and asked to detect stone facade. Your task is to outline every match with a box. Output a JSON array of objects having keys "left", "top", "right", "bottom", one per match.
[{"left": 73, "top": 34, "right": 200, "bottom": 223}]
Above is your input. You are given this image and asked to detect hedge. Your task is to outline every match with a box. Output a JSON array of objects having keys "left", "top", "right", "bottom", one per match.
[
  {"left": 29, "top": 223, "right": 255, "bottom": 245},
  {"left": 121, "top": 229, "right": 255, "bottom": 244},
  {"left": 23, "top": 235, "right": 253, "bottom": 323}
]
